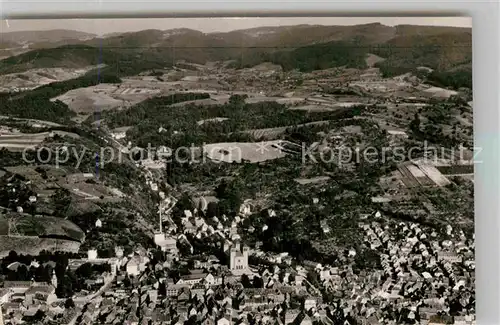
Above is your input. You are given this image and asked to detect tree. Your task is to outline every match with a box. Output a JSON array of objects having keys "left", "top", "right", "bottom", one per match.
[
  {"left": 34, "top": 264, "right": 52, "bottom": 283},
  {"left": 253, "top": 276, "right": 264, "bottom": 288},
  {"left": 123, "top": 276, "right": 131, "bottom": 288},
  {"left": 76, "top": 263, "right": 93, "bottom": 278},
  {"left": 17, "top": 265, "right": 29, "bottom": 281},
  {"left": 229, "top": 94, "right": 248, "bottom": 106},
  {"left": 307, "top": 270, "right": 320, "bottom": 287},
  {"left": 174, "top": 193, "right": 194, "bottom": 215},
  {"left": 55, "top": 274, "right": 74, "bottom": 298},
  {"left": 158, "top": 281, "right": 166, "bottom": 296},
  {"left": 206, "top": 202, "right": 218, "bottom": 218},
  {"left": 216, "top": 179, "right": 243, "bottom": 215},
  {"left": 7, "top": 250, "right": 18, "bottom": 261},
  {"left": 241, "top": 274, "right": 252, "bottom": 288},
  {"left": 409, "top": 113, "right": 421, "bottom": 134}
]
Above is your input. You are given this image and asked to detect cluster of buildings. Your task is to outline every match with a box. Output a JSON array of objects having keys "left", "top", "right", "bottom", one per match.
[
  {"left": 287, "top": 215, "right": 475, "bottom": 325},
  {"left": 0, "top": 167, "right": 475, "bottom": 325}
]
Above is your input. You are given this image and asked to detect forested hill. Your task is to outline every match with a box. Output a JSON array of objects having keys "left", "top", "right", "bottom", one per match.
[{"left": 0, "top": 23, "right": 471, "bottom": 78}]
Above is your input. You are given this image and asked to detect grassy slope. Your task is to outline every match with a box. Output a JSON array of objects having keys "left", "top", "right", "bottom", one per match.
[{"left": 0, "top": 213, "right": 85, "bottom": 241}]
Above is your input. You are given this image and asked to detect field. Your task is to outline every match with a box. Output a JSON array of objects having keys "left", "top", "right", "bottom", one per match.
[
  {"left": 393, "top": 162, "right": 452, "bottom": 189},
  {"left": 0, "top": 116, "right": 62, "bottom": 128},
  {"left": 294, "top": 176, "right": 331, "bottom": 185},
  {"left": 58, "top": 178, "right": 125, "bottom": 203},
  {"left": 421, "top": 86, "right": 458, "bottom": 99},
  {"left": 203, "top": 140, "right": 296, "bottom": 163},
  {"left": 197, "top": 117, "right": 229, "bottom": 126},
  {"left": 0, "top": 236, "right": 81, "bottom": 258},
  {"left": 289, "top": 105, "right": 338, "bottom": 112},
  {"left": 0, "top": 130, "right": 80, "bottom": 151},
  {"left": 2, "top": 166, "right": 125, "bottom": 204},
  {"left": 365, "top": 53, "right": 386, "bottom": 68},
  {"left": 51, "top": 83, "right": 162, "bottom": 113},
  {"left": 0, "top": 212, "right": 85, "bottom": 241},
  {"left": 0, "top": 65, "right": 102, "bottom": 92},
  {"left": 172, "top": 98, "right": 225, "bottom": 107}
]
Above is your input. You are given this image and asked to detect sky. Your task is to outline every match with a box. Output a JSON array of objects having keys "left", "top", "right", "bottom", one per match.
[{"left": 0, "top": 17, "right": 472, "bottom": 36}]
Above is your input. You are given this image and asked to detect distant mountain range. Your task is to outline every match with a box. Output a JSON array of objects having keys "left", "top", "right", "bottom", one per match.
[
  {"left": 0, "top": 29, "right": 96, "bottom": 44},
  {"left": 0, "top": 23, "right": 472, "bottom": 80},
  {"left": 0, "top": 29, "right": 96, "bottom": 58}
]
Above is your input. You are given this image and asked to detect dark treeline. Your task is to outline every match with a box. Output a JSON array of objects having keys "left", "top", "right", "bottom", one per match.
[{"left": 232, "top": 41, "right": 368, "bottom": 72}]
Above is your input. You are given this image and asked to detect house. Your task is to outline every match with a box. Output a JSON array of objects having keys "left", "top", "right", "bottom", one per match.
[
  {"left": 294, "top": 275, "right": 305, "bottom": 287},
  {"left": 202, "top": 318, "right": 215, "bottom": 325},
  {"left": 126, "top": 255, "right": 149, "bottom": 276},
  {"left": 0, "top": 288, "right": 12, "bottom": 304},
  {"left": 178, "top": 289, "right": 190, "bottom": 302},
  {"left": 191, "top": 283, "right": 205, "bottom": 299},
  {"left": 2, "top": 302, "right": 25, "bottom": 314},
  {"left": 284, "top": 309, "right": 301, "bottom": 324},
  {"left": 195, "top": 255, "right": 221, "bottom": 269},
  {"left": 303, "top": 296, "right": 317, "bottom": 311},
  {"left": 295, "top": 313, "right": 313, "bottom": 325},
  {"left": 177, "top": 272, "right": 207, "bottom": 286},
  {"left": 204, "top": 273, "right": 223, "bottom": 286},
  {"left": 166, "top": 284, "right": 188, "bottom": 297},
  {"left": 239, "top": 202, "right": 252, "bottom": 216},
  {"left": 3, "top": 281, "right": 32, "bottom": 294},
  {"left": 154, "top": 233, "right": 178, "bottom": 254},
  {"left": 111, "top": 129, "right": 127, "bottom": 140},
  {"left": 437, "top": 251, "right": 462, "bottom": 263},
  {"left": 217, "top": 317, "right": 231, "bottom": 325},
  {"left": 320, "top": 220, "right": 331, "bottom": 234}
]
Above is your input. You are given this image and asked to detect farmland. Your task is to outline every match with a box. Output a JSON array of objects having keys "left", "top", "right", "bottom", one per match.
[
  {"left": 203, "top": 140, "right": 299, "bottom": 163},
  {"left": 0, "top": 130, "right": 80, "bottom": 151}
]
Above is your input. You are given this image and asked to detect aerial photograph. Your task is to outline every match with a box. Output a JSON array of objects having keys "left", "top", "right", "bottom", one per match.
[{"left": 0, "top": 17, "right": 474, "bottom": 325}]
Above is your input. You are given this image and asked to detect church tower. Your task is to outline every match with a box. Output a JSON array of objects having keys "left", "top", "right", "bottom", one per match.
[{"left": 242, "top": 246, "right": 249, "bottom": 268}]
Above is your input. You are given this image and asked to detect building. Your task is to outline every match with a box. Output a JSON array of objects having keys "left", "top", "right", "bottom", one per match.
[
  {"left": 166, "top": 284, "right": 189, "bottom": 297},
  {"left": 177, "top": 272, "right": 208, "bottom": 286},
  {"left": 24, "top": 285, "right": 57, "bottom": 305},
  {"left": 88, "top": 249, "right": 98, "bottom": 261},
  {"left": 154, "top": 206, "right": 178, "bottom": 254},
  {"left": 126, "top": 255, "right": 149, "bottom": 276},
  {"left": 303, "top": 296, "right": 317, "bottom": 311},
  {"left": 154, "top": 233, "right": 178, "bottom": 254},
  {"left": 217, "top": 317, "right": 230, "bottom": 325},
  {"left": 2, "top": 281, "right": 31, "bottom": 294},
  {"left": 0, "top": 289, "right": 12, "bottom": 304},
  {"left": 227, "top": 242, "right": 250, "bottom": 275}
]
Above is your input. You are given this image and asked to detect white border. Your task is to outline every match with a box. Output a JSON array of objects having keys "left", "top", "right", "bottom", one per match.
[{"left": 1, "top": 1, "right": 499, "bottom": 324}]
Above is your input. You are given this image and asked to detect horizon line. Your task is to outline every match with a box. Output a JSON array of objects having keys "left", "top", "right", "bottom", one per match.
[{"left": 0, "top": 20, "right": 472, "bottom": 36}]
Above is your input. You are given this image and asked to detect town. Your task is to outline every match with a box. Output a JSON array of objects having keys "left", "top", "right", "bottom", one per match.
[{"left": 0, "top": 18, "right": 473, "bottom": 325}]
